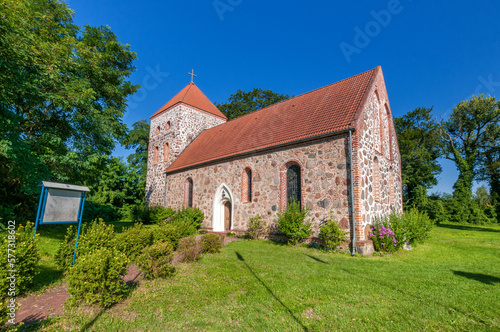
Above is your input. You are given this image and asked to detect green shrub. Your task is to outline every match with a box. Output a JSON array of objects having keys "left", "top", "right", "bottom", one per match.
[
  {"left": 78, "top": 219, "right": 116, "bottom": 253},
  {"left": 55, "top": 225, "right": 78, "bottom": 272},
  {"left": 275, "top": 200, "right": 311, "bottom": 245},
  {"left": 56, "top": 219, "right": 116, "bottom": 271},
  {"left": 0, "top": 222, "right": 40, "bottom": 297},
  {"left": 445, "top": 198, "right": 495, "bottom": 225},
  {"left": 129, "top": 205, "right": 176, "bottom": 224},
  {"left": 175, "top": 207, "right": 204, "bottom": 229},
  {"left": 402, "top": 208, "right": 434, "bottom": 244},
  {"left": 129, "top": 204, "right": 150, "bottom": 223},
  {"left": 0, "top": 298, "right": 8, "bottom": 325},
  {"left": 424, "top": 197, "right": 449, "bottom": 224},
  {"left": 319, "top": 215, "right": 348, "bottom": 252},
  {"left": 371, "top": 209, "right": 434, "bottom": 252},
  {"left": 201, "top": 233, "right": 223, "bottom": 253},
  {"left": 150, "top": 206, "right": 176, "bottom": 224},
  {"left": 83, "top": 201, "right": 120, "bottom": 223},
  {"left": 137, "top": 241, "right": 175, "bottom": 279},
  {"left": 175, "top": 220, "right": 198, "bottom": 237},
  {"left": 153, "top": 222, "right": 182, "bottom": 249},
  {"left": 67, "top": 248, "right": 129, "bottom": 308},
  {"left": 115, "top": 223, "right": 154, "bottom": 261},
  {"left": 177, "top": 237, "right": 203, "bottom": 263},
  {"left": 246, "top": 215, "right": 268, "bottom": 240}
]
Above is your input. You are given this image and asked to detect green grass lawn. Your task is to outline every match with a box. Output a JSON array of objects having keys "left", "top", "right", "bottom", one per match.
[{"left": 32, "top": 223, "right": 500, "bottom": 331}]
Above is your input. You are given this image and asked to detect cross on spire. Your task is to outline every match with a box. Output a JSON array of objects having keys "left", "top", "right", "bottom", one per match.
[{"left": 188, "top": 69, "right": 197, "bottom": 84}]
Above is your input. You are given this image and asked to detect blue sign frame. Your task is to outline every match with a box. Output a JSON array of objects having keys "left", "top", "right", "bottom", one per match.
[{"left": 33, "top": 182, "right": 89, "bottom": 265}]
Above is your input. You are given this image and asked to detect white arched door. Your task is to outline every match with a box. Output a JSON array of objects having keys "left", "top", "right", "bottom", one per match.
[{"left": 213, "top": 184, "right": 234, "bottom": 232}]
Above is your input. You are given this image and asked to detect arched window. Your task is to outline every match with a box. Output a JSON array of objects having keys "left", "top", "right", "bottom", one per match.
[
  {"left": 242, "top": 168, "right": 252, "bottom": 203},
  {"left": 154, "top": 146, "right": 159, "bottom": 165},
  {"left": 165, "top": 121, "right": 171, "bottom": 130},
  {"left": 156, "top": 126, "right": 161, "bottom": 135},
  {"left": 373, "top": 157, "right": 380, "bottom": 202},
  {"left": 286, "top": 164, "right": 301, "bottom": 205},
  {"left": 384, "top": 104, "right": 392, "bottom": 160},
  {"left": 373, "top": 92, "right": 381, "bottom": 152},
  {"left": 164, "top": 142, "right": 169, "bottom": 162},
  {"left": 184, "top": 178, "right": 193, "bottom": 207}
]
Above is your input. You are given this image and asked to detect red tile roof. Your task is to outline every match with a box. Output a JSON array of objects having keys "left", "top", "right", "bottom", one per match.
[
  {"left": 151, "top": 83, "right": 227, "bottom": 120},
  {"left": 167, "top": 67, "right": 379, "bottom": 173}
]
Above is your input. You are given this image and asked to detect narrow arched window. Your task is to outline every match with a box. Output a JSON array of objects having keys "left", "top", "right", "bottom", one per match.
[
  {"left": 242, "top": 168, "right": 252, "bottom": 203},
  {"left": 286, "top": 164, "right": 301, "bottom": 206},
  {"left": 373, "top": 157, "right": 380, "bottom": 202},
  {"left": 166, "top": 121, "right": 171, "bottom": 130},
  {"left": 184, "top": 178, "right": 193, "bottom": 207},
  {"left": 156, "top": 126, "right": 161, "bottom": 135},
  {"left": 385, "top": 104, "right": 392, "bottom": 160},
  {"left": 164, "top": 142, "right": 169, "bottom": 162},
  {"left": 154, "top": 146, "right": 159, "bottom": 165}
]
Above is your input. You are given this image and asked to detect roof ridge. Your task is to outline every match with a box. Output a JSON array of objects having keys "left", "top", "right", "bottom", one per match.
[
  {"left": 223, "top": 67, "right": 378, "bottom": 124},
  {"left": 151, "top": 82, "right": 227, "bottom": 120}
]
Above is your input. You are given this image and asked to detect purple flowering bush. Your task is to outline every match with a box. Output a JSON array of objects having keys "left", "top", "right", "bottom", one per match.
[
  {"left": 370, "top": 225, "right": 398, "bottom": 252},
  {"left": 371, "top": 209, "right": 434, "bottom": 253}
]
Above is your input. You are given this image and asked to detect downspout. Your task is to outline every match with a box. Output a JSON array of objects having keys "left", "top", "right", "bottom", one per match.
[
  {"left": 349, "top": 129, "right": 356, "bottom": 256},
  {"left": 164, "top": 172, "right": 168, "bottom": 207}
]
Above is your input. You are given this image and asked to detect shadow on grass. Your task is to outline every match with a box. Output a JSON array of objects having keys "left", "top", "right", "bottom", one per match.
[
  {"left": 304, "top": 254, "right": 328, "bottom": 264},
  {"left": 437, "top": 223, "right": 500, "bottom": 233},
  {"left": 80, "top": 307, "right": 106, "bottom": 332},
  {"left": 34, "top": 224, "right": 70, "bottom": 240},
  {"left": 31, "top": 265, "right": 64, "bottom": 293},
  {"left": 235, "top": 251, "right": 308, "bottom": 332},
  {"left": 19, "top": 316, "right": 59, "bottom": 331},
  {"left": 267, "top": 235, "right": 289, "bottom": 246},
  {"left": 72, "top": 277, "right": 139, "bottom": 332},
  {"left": 453, "top": 271, "right": 500, "bottom": 285}
]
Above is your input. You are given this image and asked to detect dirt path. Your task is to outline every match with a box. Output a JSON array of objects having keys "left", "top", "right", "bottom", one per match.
[
  {"left": 16, "top": 283, "right": 70, "bottom": 325},
  {"left": 16, "top": 264, "right": 142, "bottom": 325},
  {"left": 15, "top": 236, "right": 241, "bottom": 326}
]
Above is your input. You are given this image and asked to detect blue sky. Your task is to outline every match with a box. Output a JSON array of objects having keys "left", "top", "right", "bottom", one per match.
[{"left": 68, "top": 0, "right": 499, "bottom": 194}]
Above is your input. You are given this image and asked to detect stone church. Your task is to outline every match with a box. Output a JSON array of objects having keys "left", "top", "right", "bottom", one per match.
[{"left": 145, "top": 66, "right": 402, "bottom": 253}]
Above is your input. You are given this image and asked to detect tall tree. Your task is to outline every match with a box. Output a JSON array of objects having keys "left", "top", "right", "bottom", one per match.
[
  {"left": 440, "top": 95, "right": 500, "bottom": 200},
  {"left": 123, "top": 119, "right": 150, "bottom": 202},
  {"left": 0, "top": 0, "right": 139, "bottom": 220},
  {"left": 394, "top": 107, "right": 442, "bottom": 206},
  {"left": 215, "top": 88, "right": 290, "bottom": 120},
  {"left": 439, "top": 95, "right": 500, "bottom": 223},
  {"left": 479, "top": 147, "right": 500, "bottom": 200}
]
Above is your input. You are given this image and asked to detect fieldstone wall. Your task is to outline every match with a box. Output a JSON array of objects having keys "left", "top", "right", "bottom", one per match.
[
  {"left": 351, "top": 75, "right": 403, "bottom": 242},
  {"left": 164, "top": 135, "right": 352, "bottom": 237},
  {"left": 146, "top": 104, "right": 226, "bottom": 206}
]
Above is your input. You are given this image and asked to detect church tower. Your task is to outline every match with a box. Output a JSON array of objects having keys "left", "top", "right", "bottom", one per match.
[{"left": 145, "top": 80, "right": 227, "bottom": 206}]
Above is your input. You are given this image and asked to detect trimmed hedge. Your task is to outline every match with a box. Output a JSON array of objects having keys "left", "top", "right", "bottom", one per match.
[
  {"left": 137, "top": 241, "right": 175, "bottom": 279},
  {"left": 67, "top": 248, "right": 128, "bottom": 308}
]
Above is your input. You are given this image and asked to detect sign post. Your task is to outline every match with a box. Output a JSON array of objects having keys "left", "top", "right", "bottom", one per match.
[{"left": 33, "top": 181, "right": 90, "bottom": 265}]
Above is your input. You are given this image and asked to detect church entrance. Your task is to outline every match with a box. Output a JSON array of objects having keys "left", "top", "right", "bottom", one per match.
[
  {"left": 224, "top": 201, "right": 232, "bottom": 231},
  {"left": 213, "top": 184, "right": 233, "bottom": 232}
]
